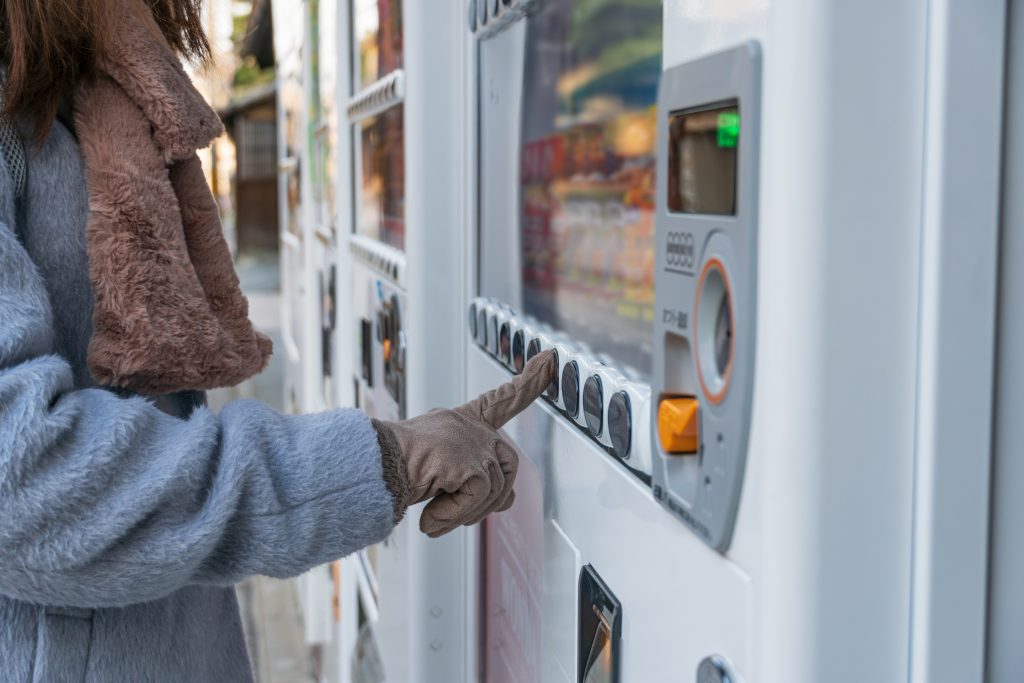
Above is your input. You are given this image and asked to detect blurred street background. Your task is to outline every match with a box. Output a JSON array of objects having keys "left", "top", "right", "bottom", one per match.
[{"left": 191, "top": 1, "right": 311, "bottom": 680}]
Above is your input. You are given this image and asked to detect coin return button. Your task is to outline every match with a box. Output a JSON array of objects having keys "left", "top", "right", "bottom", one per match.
[{"left": 657, "top": 397, "right": 699, "bottom": 454}]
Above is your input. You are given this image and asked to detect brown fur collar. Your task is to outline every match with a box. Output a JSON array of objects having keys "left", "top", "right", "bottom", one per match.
[
  {"left": 100, "top": 0, "right": 224, "bottom": 163},
  {"left": 72, "top": 0, "right": 272, "bottom": 394}
]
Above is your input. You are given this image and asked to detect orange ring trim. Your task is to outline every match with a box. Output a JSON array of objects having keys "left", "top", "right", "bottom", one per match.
[{"left": 694, "top": 257, "right": 735, "bottom": 405}]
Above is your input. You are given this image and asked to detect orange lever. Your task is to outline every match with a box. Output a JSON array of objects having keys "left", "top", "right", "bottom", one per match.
[{"left": 658, "top": 397, "right": 700, "bottom": 454}]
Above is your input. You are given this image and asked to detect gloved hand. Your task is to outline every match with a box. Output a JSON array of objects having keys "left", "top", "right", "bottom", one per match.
[{"left": 374, "top": 349, "right": 557, "bottom": 537}]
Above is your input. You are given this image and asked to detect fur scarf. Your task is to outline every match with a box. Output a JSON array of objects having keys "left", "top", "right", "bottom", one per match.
[{"left": 72, "top": 0, "right": 271, "bottom": 394}]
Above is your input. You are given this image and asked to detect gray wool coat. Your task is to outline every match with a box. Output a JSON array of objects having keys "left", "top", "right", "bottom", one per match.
[{"left": 0, "top": 118, "right": 397, "bottom": 680}]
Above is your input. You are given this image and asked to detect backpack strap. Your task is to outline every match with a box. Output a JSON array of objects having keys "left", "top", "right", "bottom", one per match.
[{"left": 0, "top": 114, "right": 26, "bottom": 208}]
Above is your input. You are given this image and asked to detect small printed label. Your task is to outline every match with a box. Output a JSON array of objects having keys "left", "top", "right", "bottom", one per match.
[{"left": 662, "top": 308, "right": 688, "bottom": 331}]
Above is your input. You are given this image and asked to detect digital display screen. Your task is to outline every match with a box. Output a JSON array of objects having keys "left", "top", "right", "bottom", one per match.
[
  {"left": 517, "top": 0, "right": 662, "bottom": 377},
  {"left": 668, "top": 105, "right": 739, "bottom": 215},
  {"left": 351, "top": 0, "right": 403, "bottom": 93},
  {"left": 353, "top": 105, "right": 405, "bottom": 250}
]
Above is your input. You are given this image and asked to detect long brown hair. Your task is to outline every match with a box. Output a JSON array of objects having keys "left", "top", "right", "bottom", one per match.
[{"left": 0, "top": 0, "right": 211, "bottom": 140}]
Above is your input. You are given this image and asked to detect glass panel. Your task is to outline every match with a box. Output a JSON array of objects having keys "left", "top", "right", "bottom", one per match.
[
  {"left": 351, "top": 0, "right": 403, "bottom": 93},
  {"left": 353, "top": 105, "right": 405, "bottom": 250},
  {"left": 668, "top": 104, "right": 739, "bottom": 215},
  {"left": 516, "top": 0, "right": 662, "bottom": 377}
]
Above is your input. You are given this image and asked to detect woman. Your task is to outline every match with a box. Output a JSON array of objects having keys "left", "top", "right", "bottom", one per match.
[{"left": 0, "top": 0, "right": 555, "bottom": 680}]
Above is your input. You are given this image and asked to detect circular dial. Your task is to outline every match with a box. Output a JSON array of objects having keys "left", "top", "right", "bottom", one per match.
[
  {"left": 468, "top": 303, "right": 478, "bottom": 339},
  {"left": 695, "top": 258, "right": 735, "bottom": 403},
  {"left": 512, "top": 331, "right": 525, "bottom": 373},
  {"left": 561, "top": 360, "right": 580, "bottom": 417},
  {"left": 607, "top": 391, "right": 632, "bottom": 459},
  {"left": 582, "top": 375, "right": 603, "bottom": 437}
]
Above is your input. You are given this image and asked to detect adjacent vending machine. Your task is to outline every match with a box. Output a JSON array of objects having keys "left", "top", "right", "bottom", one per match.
[
  {"left": 336, "top": 1, "right": 474, "bottom": 682},
  {"left": 462, "top": 0, "right": 1006, "bottom": 682}
]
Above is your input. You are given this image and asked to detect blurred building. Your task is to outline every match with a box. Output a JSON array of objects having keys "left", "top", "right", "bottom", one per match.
[{"left": 190, "top": 0, "right": 279, "bottom": 259}]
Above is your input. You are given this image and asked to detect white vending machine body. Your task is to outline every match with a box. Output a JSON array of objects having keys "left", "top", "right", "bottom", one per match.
[
  {"left": 334, "top": 1, "right": 475, "bottom": 682},
  {"left": 460, "top": 1, "right": 1006, "bottom": 682}
]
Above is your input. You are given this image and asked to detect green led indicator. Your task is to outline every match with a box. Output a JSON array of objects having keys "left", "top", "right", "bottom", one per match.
[{"left": 717, "top": 111, "right": 740, "bottom": 148}]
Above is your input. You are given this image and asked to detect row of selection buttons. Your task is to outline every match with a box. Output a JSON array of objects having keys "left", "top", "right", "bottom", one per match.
[
  {"left": 467, "top": 0, "right": 535, "bottom": 38},
  {"left": 468, "top": 298, "right": 653, "bottom": 478}
]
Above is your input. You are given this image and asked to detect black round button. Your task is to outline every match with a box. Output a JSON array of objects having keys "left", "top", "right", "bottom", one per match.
[
  {"left": 583, "top": 375, "right": 603, "bottom": 437},
  {"left": 697, "top": 655, "right": 735, "bottom": 683},
  {"left": 526, "top": 338, "right": 541, "bottom": 362},
  {"left": 546, "top": 349, "right": 559, "bottom": 400},
  {"left": 477, "top": 309, "right": 488, "bottom": 347},
  {"left": 499, "top": 323, "right": 511, "bottom": 364},
  {"left": 468, "top": 303, "right": 478, "bottom": 338},
  {"left": 607, "top": 391, "right": 632, "bottom": 459},
  {"left": 512, "top": 331, "right": 525, "bottom": 373},
  {"left": 561, "top": 360, "right": 579, "bottom": 417}
]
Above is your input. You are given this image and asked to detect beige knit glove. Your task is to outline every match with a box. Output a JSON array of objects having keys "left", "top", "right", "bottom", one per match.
[{"left": 374, "top": 349, "right": 557, "bottom": 537}]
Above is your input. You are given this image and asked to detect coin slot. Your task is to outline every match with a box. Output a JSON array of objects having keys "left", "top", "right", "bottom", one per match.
[{"left": 695, "top": 258, "right": 734, "bottom": 403}]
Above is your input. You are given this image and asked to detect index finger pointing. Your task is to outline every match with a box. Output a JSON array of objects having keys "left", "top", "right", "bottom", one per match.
[{"left": 458, "top": 348, "right": 557, "bottom": 429}]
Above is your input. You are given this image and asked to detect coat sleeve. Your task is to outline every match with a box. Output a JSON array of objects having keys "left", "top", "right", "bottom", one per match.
[{"left": 0, "top": 219, "right": 397, "bottom": 608}]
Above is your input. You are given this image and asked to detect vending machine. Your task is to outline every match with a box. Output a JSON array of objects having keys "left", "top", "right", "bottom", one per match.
[
  {"left": 462, "top": 0, "right": 1006, "bottom": 682},
  {"left": 336, "top": 1, "right": 474, "bottom": 682},
  {"left": 272, "top": 0, "right": 309, "bottom": 417}
]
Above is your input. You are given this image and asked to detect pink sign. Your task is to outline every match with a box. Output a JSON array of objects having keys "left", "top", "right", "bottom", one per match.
[{"left": 482, "top": 452, "right": 544, "bottom": 683}]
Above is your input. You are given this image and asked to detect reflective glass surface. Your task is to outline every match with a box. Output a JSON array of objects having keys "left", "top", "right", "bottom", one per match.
[
  {"left": 517, "top": 0, "right": 662, "bottom": 376},
  {"left": 351, "top": 0, "right": 403, "bottom": 93},
  {"left": 582, "top": 619, "right": 613, "bottom": 683},
  {"left": 354, "top": 105, "right": 405, "bottom": 250}
]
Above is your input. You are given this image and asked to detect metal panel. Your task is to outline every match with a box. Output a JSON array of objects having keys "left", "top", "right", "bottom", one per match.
[
  {"left": 909, "top": 1, "right": 1005, "bottom": 681},
  {"left": 986, "top": 1, "right": 1024, "bottom": 679}
]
